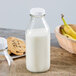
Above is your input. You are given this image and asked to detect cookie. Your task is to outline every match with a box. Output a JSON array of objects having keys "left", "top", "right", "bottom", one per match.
[{"left": 7, "top": 37, "right": 26, "bottom": 56}]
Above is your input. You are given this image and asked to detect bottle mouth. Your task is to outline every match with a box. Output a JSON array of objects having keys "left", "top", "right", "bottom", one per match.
[
  {"left": 30, "top": 8, "right": 46, "bottom": 17},
  {"left": 30, "top": 14, "right": 46, "bottom": 17}
]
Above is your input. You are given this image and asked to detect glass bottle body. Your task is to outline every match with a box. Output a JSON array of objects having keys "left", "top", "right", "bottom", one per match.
[{"left": 26, "top": 15, "right": 50, "bottom": 72}]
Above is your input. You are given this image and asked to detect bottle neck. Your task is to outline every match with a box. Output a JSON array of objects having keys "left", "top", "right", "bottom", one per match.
[
  {"left": 30, "top": 15, "right": 45, "bottom": 25},
  {"left": 29, "top": 15, "right": 49, "bottom": 30},
  {"left": 30, "top": 15, "right": 45, "bottom": 20}
]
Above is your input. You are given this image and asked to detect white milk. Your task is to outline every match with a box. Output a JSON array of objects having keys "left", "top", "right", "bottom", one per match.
[{"left": 26, "top": 28, "right": 50, "bottom": 72}]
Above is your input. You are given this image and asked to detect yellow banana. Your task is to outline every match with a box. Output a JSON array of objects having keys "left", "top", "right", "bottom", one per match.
[
  {"left": 61, "top": 28, "right": 76, "bottom": 40},
  {"left": 61, "top": 14, "right": 76, "bottom": 39}
]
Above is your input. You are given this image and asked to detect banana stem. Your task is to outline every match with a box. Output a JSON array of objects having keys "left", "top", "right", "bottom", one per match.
[{"left": 61, "top": 14, "right": 68, "bottom": 26}]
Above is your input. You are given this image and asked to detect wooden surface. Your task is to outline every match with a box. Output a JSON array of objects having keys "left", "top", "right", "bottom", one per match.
[{"left": 0, "top": 28, "right": 76, "bottom": 76}]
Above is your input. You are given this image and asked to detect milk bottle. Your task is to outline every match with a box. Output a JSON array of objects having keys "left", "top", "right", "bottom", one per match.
[{"left": 26, "top": 8, "right": 50, "bottom": 72}]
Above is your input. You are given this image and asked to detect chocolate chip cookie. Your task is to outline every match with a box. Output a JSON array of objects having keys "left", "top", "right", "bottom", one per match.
[{"left": 7, "top": 37, "right": 26, "bottom": 56}]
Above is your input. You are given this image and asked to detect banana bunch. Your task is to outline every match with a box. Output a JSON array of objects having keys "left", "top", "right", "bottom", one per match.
[{"left": 61, "top": 14, "right": 76, "bottom": 40}]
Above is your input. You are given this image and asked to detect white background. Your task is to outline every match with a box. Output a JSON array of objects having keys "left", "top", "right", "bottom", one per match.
[{"left": 0, "top": 0, "right": 76, "bottom": 33}]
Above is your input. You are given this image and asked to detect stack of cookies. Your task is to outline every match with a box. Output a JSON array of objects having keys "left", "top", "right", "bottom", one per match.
[{"left": 7, "top": 37, "right": 26, "bottom": 56}]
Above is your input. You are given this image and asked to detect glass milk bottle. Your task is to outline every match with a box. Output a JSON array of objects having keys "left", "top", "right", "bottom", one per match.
[{"left": 26, "top": 8, "right": 50, "bottom": 72}]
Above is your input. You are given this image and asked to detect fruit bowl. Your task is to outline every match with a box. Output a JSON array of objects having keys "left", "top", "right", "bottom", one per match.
[{"left": 55, "top": 24, "right": 76, "bottom": 54}]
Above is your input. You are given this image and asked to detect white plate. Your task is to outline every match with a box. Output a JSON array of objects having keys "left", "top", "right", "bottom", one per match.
[{"left": 11, "top": 54, "right": 25, "bottom": 59}]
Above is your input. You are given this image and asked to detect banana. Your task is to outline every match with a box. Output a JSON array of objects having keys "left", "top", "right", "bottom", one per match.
[
  {"left": 61, "top": 14, "right": 76, "bottom": 39},
  {"left": 61, "top": 28, "right": 76, "bottom": 40}
]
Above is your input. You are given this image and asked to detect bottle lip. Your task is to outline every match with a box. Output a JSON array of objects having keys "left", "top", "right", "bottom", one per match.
[
  {"left": 30, "top": 14, "right": 46, "bottom": 17},
  {"left": 30, "top": 8, "right": 46, "bottom": 16}
]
